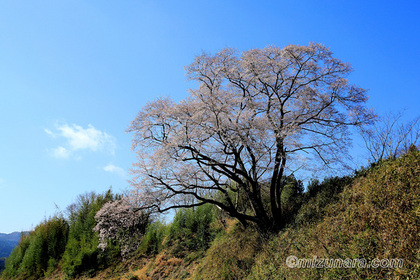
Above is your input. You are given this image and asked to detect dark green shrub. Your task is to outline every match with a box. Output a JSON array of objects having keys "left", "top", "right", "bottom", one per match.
[
  {"left": 280, "top": 175, "right": 304, "bottom": 224},
  {"left": 166, "top": 204, "right": 219, "bottom": 257},
  {"left": 194, "top": 224, "right": 262, "bottom": 280},
  {"left": 137, "top": 221, "right": 168, "bottom": 256},
  {"left": 2, "top": 233, "right": 31, "bottom": 279},
  {"left": 296, "top": 175, "right": 353, "bottom": 225},
  {"left": 306, "top": 176, "right": 352, "bottom": 199}
]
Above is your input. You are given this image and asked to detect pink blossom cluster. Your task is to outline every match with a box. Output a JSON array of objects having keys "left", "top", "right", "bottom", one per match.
[
  {"left": 93, "top": 198, "right": 148, "bottom": 258},
  {"left": 126, "top": 43, "right": 375, "bottom": 231}
]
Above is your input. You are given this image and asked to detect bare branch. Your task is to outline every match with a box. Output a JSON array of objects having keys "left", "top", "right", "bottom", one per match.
[{"left": 128, "top": 43, "right": 373, "bottom": 232}]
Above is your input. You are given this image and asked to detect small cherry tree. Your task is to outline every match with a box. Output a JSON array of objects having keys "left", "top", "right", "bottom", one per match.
[
  {"left": 93, "top": 198, "right": 149, "bottom": 258},
  {"left": 128, "top": 43, "right": 375, "bottom": 232}
]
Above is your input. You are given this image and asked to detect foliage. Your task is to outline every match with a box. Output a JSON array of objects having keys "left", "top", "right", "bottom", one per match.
[
  {"left": 295, "top": 175, "right": 353, "bottom": 225},
  {"left": 3, "top": 151, "right": 420, "bottom": 280},
  {"left": 0, "top": 232, "right": 24, "bottom": 259},
  {"left": 61, "top": 191, "right": 117, "bottom": 278},
  {"left": 2, "top": 217, "right": 68, "bottom": 280},
  {"left": 1, "top": 190, "right": 119, "bottom": 280},
  {"left": 279, "top": 175, "right": 304, "bottom": 224},
  {"left": 128, "top": 43, "right": 374, "bottom": 233},
  {"left": 137, "top": 221, "right": 168, "bottom": 256},
  {"left": 193, "top": 224, "right": 262, "bottom": 280},
  {"left": 166, "top": 204, "right": 220, "bottom": 258},
  {"left": 2, "top": 233, "right": 31, "bottom": 279},
  {"left": 93, "top": 197, "right": 150, "bottom": 259}
]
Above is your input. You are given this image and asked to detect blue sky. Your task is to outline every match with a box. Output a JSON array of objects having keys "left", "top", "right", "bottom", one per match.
[{"left": 0, "top": 1, "right": 419, "bottom": 233}]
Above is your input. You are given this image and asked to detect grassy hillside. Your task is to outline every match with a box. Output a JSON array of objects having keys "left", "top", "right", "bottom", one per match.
[
  {"left": 248, "top": 149, "right": 420, "bottom": 279},
  {"left": 1, "top": 149, "right": 419, "bottom": 279}
]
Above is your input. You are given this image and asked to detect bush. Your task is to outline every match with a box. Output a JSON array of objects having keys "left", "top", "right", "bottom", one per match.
[
  {"left": 194, "top": 224, "right": 261, "bottom": 280},
  {"left": 137, "top": 221, "right": 168, "bottom": 256},
  {"left": 280, "top": 175, "right": 304, "bottom": 224},
  {"left": 295, "top": 175, "right": 353, "bottom": 225},
  {"left": 166, "top": 204, "right": 219, "bottom": 257}
]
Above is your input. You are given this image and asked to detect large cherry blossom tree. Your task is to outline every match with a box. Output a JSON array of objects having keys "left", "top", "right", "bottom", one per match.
[{"left": 128, "top": 43, "right": 375, "bottom": 232}]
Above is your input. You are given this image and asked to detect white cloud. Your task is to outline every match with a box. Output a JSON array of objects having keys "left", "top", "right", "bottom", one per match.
[
  {"left": 46, "top": 123, "right": 116, "bottom": 159},
  {"left": 51, "top": 146, "right": 72, "bottom": 159},
  {"left": 104, "top": 163, "right": 126, "bottom": 178},
  {"left": 44, "top": 129, "right": 56, "bottom": 138}
]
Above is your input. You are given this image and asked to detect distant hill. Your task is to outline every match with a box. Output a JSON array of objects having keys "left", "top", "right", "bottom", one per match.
[{"left": 0, "top": 232, "right": 25, "bottom": 258}]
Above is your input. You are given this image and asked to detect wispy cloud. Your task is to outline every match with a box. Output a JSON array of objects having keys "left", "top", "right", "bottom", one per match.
[
  {"left": 51, "top": 146, "right": 72, "bottom": 159},
  {"left": 104, "top": 163, "right": 126, "bottom": 178},
  {"left": 46, "top": 123, "right": 116, "bottom": 159}
]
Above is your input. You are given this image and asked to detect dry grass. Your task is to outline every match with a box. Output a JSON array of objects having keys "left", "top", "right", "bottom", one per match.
[{"left": 249, "top": 150, "right": 420, "bottom": 279}]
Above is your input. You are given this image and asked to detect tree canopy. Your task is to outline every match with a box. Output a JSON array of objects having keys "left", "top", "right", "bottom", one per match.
[{"left": 128, "top": 43, "right": 374, "bottom": 232}]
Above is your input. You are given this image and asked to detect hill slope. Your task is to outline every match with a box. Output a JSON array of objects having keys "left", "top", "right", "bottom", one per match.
[
  {"left": 0, "top": 232, "right": 23, "bottom": 258},
  {"left": 248, "top": 150, "right": 420, "bottom": 279},
  {"left": 2, "top": 150, "right": 419, "bottom": 279},
  {"left": 79, "top": 150, "right": 420, "bottom": 280}
]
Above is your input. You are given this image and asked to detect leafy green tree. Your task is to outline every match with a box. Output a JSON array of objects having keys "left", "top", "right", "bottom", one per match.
[
  {"left": 61, "top": 190, "right": 117, "bottom": 278},
  {"left": 137, "top": 221, "right": 168, "bottom": 256},
  {"left": 166, "top": 204, "right": 219, "bottom": 257},
  {"left": 295, "top": 175, "right": 353, "bottom": 225},
  {"left": 2, "top": 233, "right": 31, "bottom": 278},
  {"left": 2, "top": 217, "right": 68, "bottom": 280},
  {"left": 280, "top": 175, "right": 304, "bottom": 223}
]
